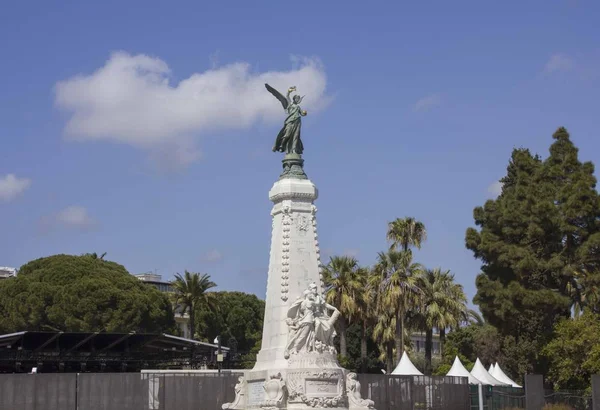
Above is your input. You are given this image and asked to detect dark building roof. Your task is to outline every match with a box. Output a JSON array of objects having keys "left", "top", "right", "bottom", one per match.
[{"left": 0, "top": 331, "right": 229, "bottom": 373}]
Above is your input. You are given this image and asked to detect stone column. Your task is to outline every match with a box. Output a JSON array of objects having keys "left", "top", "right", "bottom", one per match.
[
  {"left": 222, "top": 155, "right": 373, "bottom": 409},
  {"left": 252, "top": 174, "right": 323, "bottom": 372}
]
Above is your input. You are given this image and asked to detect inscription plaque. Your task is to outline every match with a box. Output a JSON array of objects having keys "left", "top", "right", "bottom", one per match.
[
  {"left": 247, "top": 380, "right": 265, "bottom": 405},
  {"left": 305, "top": 379, "right": 338, "bottom": 396}
]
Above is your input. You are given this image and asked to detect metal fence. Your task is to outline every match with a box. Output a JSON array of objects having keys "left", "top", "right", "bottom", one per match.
[
  {"left": 544, "top": 389, "right": 593, "bottom": 410},
  {"left": 469, "top": 385, "right": 526, "bottom": 410},
  {"left": 0, "top": 372, "right": 242, "bottom": 410},
  {"left": 0, "top": 372, "right": 471, "bottom": 410},
  {"left": 0, "top": 373, "right": 77, "bottom": 410},
  {"left": 466, "top": 385, "right": 594, "bottom": 410},
  {"left": 357, "top": 374, "right": 470, "bottom": 410}
]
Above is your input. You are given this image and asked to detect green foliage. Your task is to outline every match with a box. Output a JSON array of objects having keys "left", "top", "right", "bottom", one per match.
[
  {"left": 433, "top": 363, "right": 451, "bottom": 376},
  {"left": 0, "top": 254, "right": 176, "bottom": 333},
  {"left": 322, "top": 255, "right": 364, "bottom": 357},
  {"left": 466, "top": 127, "right": 600, "bottom": 377},
  {"left": 410, "top": 351, "right": 440, "bottom": 374},
  {"left": 442, "top": 325, "right": 501, "bottom": 372},
  {"left": 338, "top": 322, "right": 383, "bottom": 373},
  {"left": 372, "top": 248, "right": 423, "bottom": 372},
  {"left": 387, "top": 217, "right": 427, "bottom": 252},
  {"left": 196, "top": 291, "right": 265, "bottom": 365},
  {"left": 543, "top": 312, "right": 600, "bottom": 390},
  {"left": 172, "top": 271, "right": 217, "bottom": 340},
  {"left": 411, "top": 268, "right": 467, "bottom": 374}
]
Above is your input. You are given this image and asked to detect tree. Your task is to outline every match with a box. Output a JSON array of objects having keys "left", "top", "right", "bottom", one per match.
[
  {"left": 0, "top": 254, "right": 176, "bottom": 333},
  {"left": 373, "top": 249, "right": 423, "bottom": 367},
  {"left": 414, "top": 268, "right": 467, "bottom": 374},
  {"left": 372, "top": 308, "right": 396, "bottom": 373},
  {"left": 386, "top": 217, "right": 427, "bottom": 252},
  {"left": 172, "top": 271, "right": 217, "bottom": 340},
  {"left": 462, "top": 309, "right": 484, "bottom": 327},
  {"left": 195, "top": 291, "right": 265, "bottom": 368},
  {"left": 337, "top": 321, "right": 383, "bottom": 374},
  {"left": 322, "top": 256, "right": 363, "bottom": 357},
  {"left": 567, "top": 267, "right": 600, "bottom": 316},
  {"left": 543, "top": 312, "right": 600, "bottom": 390},
  {"left": 355, "top": 266, "right": 377, "bottom": 373},
  {"left": 466, "top": 127, "right": 599, "bottom": 376},
  {"left": 441, "top": 324, "right": 501, "bottom": 374}
]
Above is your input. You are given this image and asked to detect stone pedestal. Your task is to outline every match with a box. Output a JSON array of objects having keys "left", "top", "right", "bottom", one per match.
[{"left": 223, "top": 155, "right": 374, "bottom": 410}]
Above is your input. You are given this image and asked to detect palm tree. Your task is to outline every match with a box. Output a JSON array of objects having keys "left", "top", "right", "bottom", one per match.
[
  {"left": 355, "top": 266, "right": 376, "bottom": 372},
  {"left": 386, "top": 217, "right": 427, "bottom": 252},
  {"left": 172, "top": 271, "right": 217, "bottom": 340},
  {"left": 372, "top": 309, "right": 396, "bottom": 373},
  {"left": 321, "top": 256, "right": 363, "bottom": 357},
  {"left": 374, "top": 249, "right": 424, "bottom": 366},
  {"left": 567, "top": 268, "right": 600, "bottom": 316},
  {"left": 439, "top": 279, "right": 468, "bottom": 355},
  {"left": 463, "top": 309, "right": 484, "bottom": 327},
  {"left": 415, "top": 268, "right": 467, "bottom": 374}
]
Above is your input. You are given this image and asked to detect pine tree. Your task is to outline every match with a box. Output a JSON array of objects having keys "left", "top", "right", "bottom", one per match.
[{"left": 466, "top": 127, "right": 600, "bottom": 376}]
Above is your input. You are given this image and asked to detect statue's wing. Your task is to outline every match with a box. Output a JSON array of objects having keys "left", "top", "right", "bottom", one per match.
[{"left": 265, "top": 83, "right": 288, "bottom": 110}]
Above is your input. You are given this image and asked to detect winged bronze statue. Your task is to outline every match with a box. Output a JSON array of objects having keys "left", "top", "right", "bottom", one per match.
[{"left": 265, "top": 83, "right": 307, "bottom": 155}]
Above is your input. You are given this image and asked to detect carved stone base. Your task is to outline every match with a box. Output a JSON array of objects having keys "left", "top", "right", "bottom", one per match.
[
  {"left": 286, "top": 353, "right": 346, "bottom": 409},
  {"left": 279, "top": 154, "right": 308, "bottom": 180},
  {"left": 222, "top": 376, "right": 248, "bottom": 409},
  {"left": 231, "top": 352, "right": 379, "bottom": 409},
  {"left": 230, "top": 365, "right": 377, "bottom": 409}
]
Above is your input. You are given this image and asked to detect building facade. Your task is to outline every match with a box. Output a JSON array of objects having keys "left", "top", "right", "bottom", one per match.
[
  {"left": 0, "top": 267, "right": 17, "bottom": 279},
  {"left": 410, "top": 331, "right": 441, "bottom": 357}
]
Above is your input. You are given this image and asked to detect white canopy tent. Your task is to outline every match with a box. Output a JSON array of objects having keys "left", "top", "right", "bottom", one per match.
[
  {"left": 491, "top": 362, "right": 522, "bottom": 388},
  {"left": 470, "top": 358, "right": 506, "bottom": 386},
  {"left": 391, "top": 351, "right": 423, "bottom": 376},
  {"left": 446, "top": 356, "right": 483, "bottom": 385},
  {"left": 488, "top": 363, "right": 495, "bottom": 374}
]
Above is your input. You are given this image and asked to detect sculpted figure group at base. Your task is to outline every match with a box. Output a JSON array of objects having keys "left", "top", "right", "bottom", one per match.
[{"left": 284, "top": 283, "right": 340, "bottom": 359}]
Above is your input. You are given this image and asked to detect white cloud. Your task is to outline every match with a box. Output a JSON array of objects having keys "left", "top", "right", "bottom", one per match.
[
  {"left": 487, "top": 181, "right": 503, "bottom": 197},
  {"left": 40, "top": 205, "right": 96, "bottom": 232},
  {"left": 201, "top": 249, "right": 223, "bottom": 263},
  {"left": 543, "top": 53, "right": 575, "bottom": 73},
  {"left": 0, "top": 174, "right": 31, "bottom": 203},
  {"left": 414, "top": 94, "right": 442, "bottom": 112},
  {"left": 54, "top": 52, "right": 330, "bottom": 167}
]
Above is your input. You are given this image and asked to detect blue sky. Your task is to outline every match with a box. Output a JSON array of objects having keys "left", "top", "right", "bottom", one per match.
[{"left": 1, "top": 1, "right": 599, "bottom": 306}]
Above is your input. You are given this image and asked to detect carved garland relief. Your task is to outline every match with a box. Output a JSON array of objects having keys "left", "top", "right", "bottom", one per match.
[
  {"left": 311, "top": 205, "right": 326, "bottom": 298},
  {"left": 280, "top": 204, "right": 292, "bottom": 301},
  {"left": 287, "top": 370, "right": 346, "bottom": 408}
]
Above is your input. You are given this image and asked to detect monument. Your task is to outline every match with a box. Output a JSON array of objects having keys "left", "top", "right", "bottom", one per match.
[{"left": 223, "top": 84, "right": 374, "bottom": 409}]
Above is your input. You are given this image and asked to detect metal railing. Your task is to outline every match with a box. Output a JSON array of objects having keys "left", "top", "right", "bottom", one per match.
[
  {"left": 544, "top": 389, "right": 592, "bottom": 410},
  {"left": 0, "top": 372, "right": 472, "bottom": 410}
]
